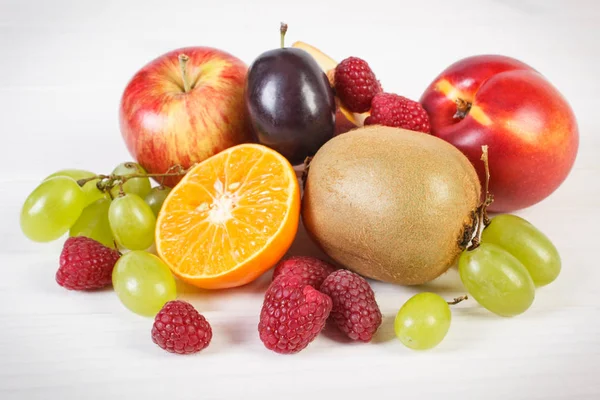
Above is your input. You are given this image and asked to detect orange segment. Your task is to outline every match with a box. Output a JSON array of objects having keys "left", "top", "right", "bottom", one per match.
[{"left": 156, "top": 144, "right": 300, "bottom": 289}]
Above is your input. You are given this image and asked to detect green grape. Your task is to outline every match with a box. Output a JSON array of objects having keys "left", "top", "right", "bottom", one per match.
[
  {"left": 482, "top": 214, "right": 561, "bottom": 286},
  {"left": 144, "top": 186, "right": 172, "bottom": 217},
  {"left": 394, "top": 292, "right": 451, "bottom": 350},
  {"left": 459, "top": 243, "right": 535, "bottom": 317},
  {"left": 108, "top": 193, "right": 156, "bottom": 250},
  {"left": 46, "top": 169, "right": 106, "bottom": 206},
  {"left": 21, "top": 177, "right": 86, "bottom": 242},
  {"left": 69, "top": 198, "right": 114, "bottom": 247},
  {"left": 109, "top": 162, "right": 151, "bottom": 198},
  {"left": 112, "top": 251, "right": 177, "bottom": 316}
]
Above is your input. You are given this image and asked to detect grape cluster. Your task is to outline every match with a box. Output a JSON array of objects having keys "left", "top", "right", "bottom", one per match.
[
  {"left": 21, "top": 162, "right": 178, "bottom": 317},
  {"left": 21, "top": 162, "right": 173, "bottom": 247}
]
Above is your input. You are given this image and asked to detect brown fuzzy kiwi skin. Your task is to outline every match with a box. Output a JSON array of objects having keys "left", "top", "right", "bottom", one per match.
[{"left": 302, "top": 126, "right": 481, "bottom": 285}]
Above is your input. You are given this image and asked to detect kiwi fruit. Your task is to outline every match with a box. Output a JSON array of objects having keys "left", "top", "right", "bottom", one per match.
[{"left": 302, "top": 126, "right": 481, "bottom": 285}]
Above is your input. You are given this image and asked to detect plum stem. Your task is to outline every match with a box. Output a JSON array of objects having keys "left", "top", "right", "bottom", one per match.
[
  {"left": 178, "top": 54, "right": 191, "bottom": 93},
  {"left": 447, "top": 295, "right": 468, "bottom": 305},
  {"left": 468, "top": 145, "right": 494, "bottom": 251},
  {"left": 453, "top": 98, "right": 472, "bottom": 119},
  {"left": 280, "top": 22, "right": 288, "bottom": 48}
]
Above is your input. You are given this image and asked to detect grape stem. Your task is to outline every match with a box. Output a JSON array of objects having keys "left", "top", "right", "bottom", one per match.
[
  {"left": 112, "top": 240, "right": 122, "bottom": 254},
  {"left": 280, "top": 22, "right": 288, "bottom": 48},
  {"left": 447, "top": 295, "right": 468, "bottom": 305},
  {"left": 76, "top": 165, "right": 191, "bottom": 192},
  {"left": 468, "top": 145, "right": 494, "bottom": 251},
  {"left": 159, "top": 164, "right": 186, "bottom": 186}
]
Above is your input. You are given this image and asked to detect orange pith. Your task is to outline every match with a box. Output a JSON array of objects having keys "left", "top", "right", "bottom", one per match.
[{"left": 156, "top": 144, "right": 300, "bottom": 289}]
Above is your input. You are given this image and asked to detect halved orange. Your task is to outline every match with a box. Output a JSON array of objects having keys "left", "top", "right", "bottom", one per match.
[{"left": 156, "top": 144, "right": 300, "bottom": 289}]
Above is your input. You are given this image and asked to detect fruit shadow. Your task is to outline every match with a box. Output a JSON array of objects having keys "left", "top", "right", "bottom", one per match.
[
  {"left": 397, "top": 266, "right": 466, "bottom": 298},
  {"left": 175, "top": 272, "right": 272, "bottom": 297},
  {"left": 371, "top": 315, "right": 397, "bottom": 344},
  {"left": 321, "top": 316, "right": 397, "bottom": 345},
  {"left": 320, "top": 320, "right": 354, "bottom": 344},
  {"left": 285, "top": 219, "right": 340, "bottom": 265}
]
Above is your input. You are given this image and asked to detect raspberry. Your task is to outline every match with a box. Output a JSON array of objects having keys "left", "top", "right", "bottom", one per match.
[
  {"left": 365, "top": 93, "right": 431, "bottom": 133},
  {"left": 272, "top": 256, "right": 336, "bottom": 288},
  {"left": 334, "top": 57, "right": 382, "bottom": 113},
  {"left": 56, "top": 236, "right": 120, "bottom": 290},
  {"left": 258, "top": 274, "right": 332, "bottom": 354},
  {"left": 151, "top": 300, "right": 212, "bottom": 354},
  {"left": 319, "top": 270, "right": 382, "bottom": 342}
]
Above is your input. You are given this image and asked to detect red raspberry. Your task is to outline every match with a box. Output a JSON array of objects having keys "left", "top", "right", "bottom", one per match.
[
  {"left": 56, "top": 236, "right": 120, "bottom": 290},
  {"left": 152, "top": 300, "right": 212, "bottom": 355},
  {"left": 365, "top": 93, "right": 431, "bottom": 133},
  {"left": 334, "top": 57, "right": 382, "bottom": 113},
  {"left": 259, "top": 274, "right": 332, "bottom": 354},
  {"left": 272, "top": 256, "right": 336, "bottom": 288},
  {"left": 319, "top": 270, "right": 382, "bottom": 342}
]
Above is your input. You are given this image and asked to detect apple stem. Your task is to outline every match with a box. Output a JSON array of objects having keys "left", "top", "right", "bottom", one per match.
[
  {"left": 447, "top": 295, "right": 468, "bottom": 305},
  {"left": 280, "top": 22, "right": 288, "bottom": 48},
  {"left": 178, "top": 54, "right": 191, "bottom": 93},
  {"left": 468, "top": 145, "right": 494, "bottom": 251},
  {"left": 454, "top": 98, "right": 472, "bottom": 119}
]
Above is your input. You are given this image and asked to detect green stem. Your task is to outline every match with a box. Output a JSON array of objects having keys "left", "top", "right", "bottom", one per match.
[
  {"left": 447, "top": 295, "right": 468, "bottom": 305},
  {"left": 76, "top": 165, "right": 191, "bottom": 192},
  {"left": 280, "top": 22, "right": 288, "bottom": 48}
]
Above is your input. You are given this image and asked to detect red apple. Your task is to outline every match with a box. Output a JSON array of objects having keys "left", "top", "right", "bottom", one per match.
[
  {"left": 420, "top": 55, "right": 578, "bottom": 212},
  {"left": 120, "top": 47, "right": 254, "bottom": 187}
]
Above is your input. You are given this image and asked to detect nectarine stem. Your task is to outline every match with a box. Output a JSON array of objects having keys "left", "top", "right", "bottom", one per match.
[
  {"left": 454, "top": 98, "right": 472, "bottom": 119},
  {"left": 447, "top": 295, "right": 468, "bottom": 305},
  {"left": 178, "top": 54, "right": 191, "bottom": 93},
  {"left": 481, "top": 145, "right": 491, "bottom": 210},
  {"left": 280, "top": 22, "right": 288, "bottom": 48}
]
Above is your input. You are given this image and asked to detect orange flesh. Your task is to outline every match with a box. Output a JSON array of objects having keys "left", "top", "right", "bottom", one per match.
[{"left": 156, "top": 144, "right": 300, "bottom": 289}]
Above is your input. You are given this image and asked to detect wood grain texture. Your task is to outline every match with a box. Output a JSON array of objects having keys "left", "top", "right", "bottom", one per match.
[{"left": 1, "top": 0, "right": 599, "bottom": 399}]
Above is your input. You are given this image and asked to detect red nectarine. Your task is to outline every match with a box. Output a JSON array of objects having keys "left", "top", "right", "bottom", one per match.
[{"left": 420, "top": 55, "right": 578, "bottom": 212}]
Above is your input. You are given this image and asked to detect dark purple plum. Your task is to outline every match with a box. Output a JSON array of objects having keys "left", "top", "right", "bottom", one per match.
[{"left": 245, "top": 47, "right": 336, "bottom": 165}]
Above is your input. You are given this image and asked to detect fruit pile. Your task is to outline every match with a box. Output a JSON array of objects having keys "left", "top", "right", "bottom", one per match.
[
  {"left": 20, "top": 23, "right": 577, "bottom": 354},
  {"left": 22, "top": 163, "right": 181, "bottom": 316}
]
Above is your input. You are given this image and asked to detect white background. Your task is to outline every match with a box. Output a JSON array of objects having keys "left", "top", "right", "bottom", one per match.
[{"left": 1, "top": 0, "right": 599, "bottom": 399}]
